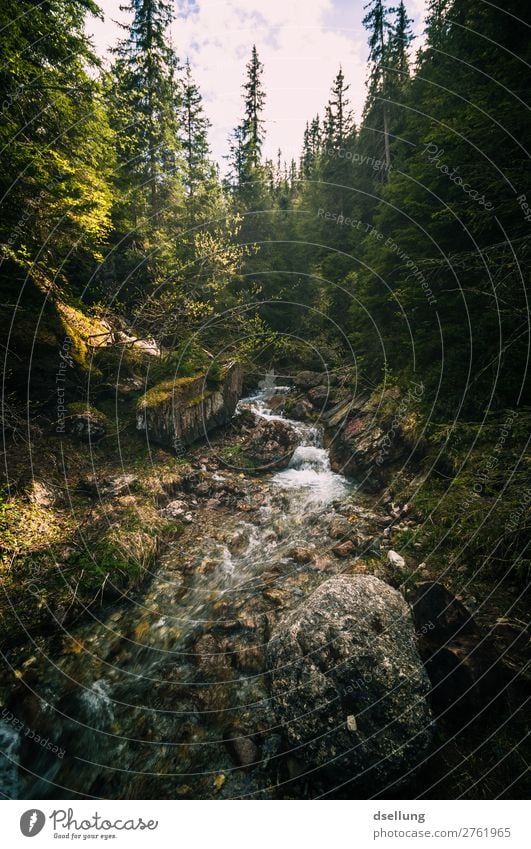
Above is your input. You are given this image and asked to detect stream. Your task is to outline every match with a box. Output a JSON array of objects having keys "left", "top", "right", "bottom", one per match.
[{"left": 0, "top": 387, "right": 383, "bottom": 800}]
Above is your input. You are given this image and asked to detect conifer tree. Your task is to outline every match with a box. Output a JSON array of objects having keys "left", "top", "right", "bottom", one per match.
[
  {"left": 363, "top": 0, "right": 392, "bottom": 169},
  {"left": 327, "top": 68, "right": 354, "bottom": 147},
  {"left": 0, "top": 0, "right": 114, "bottom": 278},
  {"left": 424, "top": 0, "right": 452, "bottom": 48},
  {"left": 111, "top": 0, "right": 180, "bottom": 218},
  {"left": 227, "top": 45, "right": 267, "bottom": 201},
  {"left": 180, "top": 60, "right": 214, "bottom": 197},
  {"left": 389, "top": 0, "right": 414, "bottom": 85},
  {"left": 241, "top": 45, "right": 266, "bottom": 172}
]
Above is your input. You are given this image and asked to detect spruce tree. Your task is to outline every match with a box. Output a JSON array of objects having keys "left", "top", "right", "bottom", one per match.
[
  {"left": 363, "top": 0, "right": 392, "bottom": 169},
  {"left": 0, "top": 0, "right": 114, "bottom": 279},
  {"left": 424, "top": 0, "right": 452, "bottom": 48},
  {"left": 389, "top": 0, "right": 414, "bottom": 85},
  {"left": 241, "top": 45, "right": 266, "bottom": 172},
  {"left": 180, "top": 60, "right": 214, "bottom": 197},
  {"left": 226, "top": 124, "right": 245, "bottom": 188},
  {"left": 328, "top": 68, "right": 354, "bottom": 146},
  {"left": 228, "top": 45, "right": 267, "bottom": 202},
  {"left": 111, "top": 0, "right": 180, "bottom": 218}
]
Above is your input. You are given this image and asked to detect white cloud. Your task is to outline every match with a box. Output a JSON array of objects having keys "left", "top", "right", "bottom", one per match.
[{"left": 87, "top": 0, "right": 427, "bottom": 168}]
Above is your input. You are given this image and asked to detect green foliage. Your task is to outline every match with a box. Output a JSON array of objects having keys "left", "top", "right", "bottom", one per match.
[
  {"left": 350, "top": 0, "right": 531, "bottom": 415},
  {"left": 0, "top": 0, "right": 115, "bottom": 281},
  {"left": 180, "top": 60, "right": 216, "bottom": 197},
  {"left": 110, "top": 0, "right": 181, "bottom": 219},
  {"left": 394, "top": 411, "right": 531, "bottom": 584}
]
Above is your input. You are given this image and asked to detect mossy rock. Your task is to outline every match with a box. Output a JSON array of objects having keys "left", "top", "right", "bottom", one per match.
[{"left": 137, "top": 375, "right": 205, "bottom": 411}]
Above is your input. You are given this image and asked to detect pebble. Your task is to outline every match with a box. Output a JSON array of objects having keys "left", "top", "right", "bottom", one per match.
[
  {"left": 387, "top": 550, "right": 406, "bottom": 568},
  {"left": 230, "top": 735, "right": 258, "bottom": 768},
  {"left": 346, "top": 714, "right": 358, "bottom": 732},
  {"left": 332, "top": 540, "right": 355, "bottom": 557}
]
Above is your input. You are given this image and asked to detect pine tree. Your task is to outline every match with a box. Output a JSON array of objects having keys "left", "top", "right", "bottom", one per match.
[
  {"left": 0, "top": 0, "right": 114, "bottom": 278},
  {"left": 300, "top": 122, "right": 312, "bottom": 178},
  {"left": 226, "top": 124, "right": 245, "bottom": 188},
  {"left": 389, "top": 1, "right": 414, "bottom": 85},
  {"left": 424, "top": 0, "right": 452, "bottom": 48},
  {"left": 180, "top": 60, "right": 214, "bottom": 197},
  {"left": 351, "top": 0, "right": 531, "bottom": 413},
  {"left": 363, "top": 0, "right": 392, "bottom": 169},
  {"left": 328, "top": 68, "right": 354, "bottom": 146},
  {"left": 241, "top": 45, "right": 266, "bottom": 172},
  {"left": 228, "top": 45, "right": 267, "bottom": 201},
  {"left": 111, "top": 0, "right": 180, "bottom": 218}
]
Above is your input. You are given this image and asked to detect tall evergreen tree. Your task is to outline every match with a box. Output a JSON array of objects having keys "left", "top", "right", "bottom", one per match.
[
  {"left": 226, "top": 124, "right": 245, "bottom": 188},
  {"left": 424, "top": 0, "right": 452, "bottom": 48},
  {"left": 111, "top": 0, "right": 181, "bottom": 219},
  {"left": 241, "top": 45, "right": 266, "bottom": 172},
  {"left": 389, "top": 1, "right": 414, "bottom": 85},
  {"left": 363, "top": 0, "right": 393, "bottom": 169},
  {"left": 351, "top": 0, "right": 531, "bottom": 414},
  {"left": 0, "top": 0, "right": 114, "bottom": 280},
  {"left": 326, "top": 68, "right": 354, "bottom": 147},
  {"left": 180, "top": 60, "right": 214, "bottom": 197},
  {"left": 228, "top": 45, "right": 267, "bottom": 203}
]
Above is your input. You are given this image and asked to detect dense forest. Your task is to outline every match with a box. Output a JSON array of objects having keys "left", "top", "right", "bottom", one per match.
[{"left": 0, "top": 0, "right": 529, "bottom": 802}]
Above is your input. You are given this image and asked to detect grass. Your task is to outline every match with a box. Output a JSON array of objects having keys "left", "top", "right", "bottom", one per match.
[
  {"left": 359, "top": 398, "right": 531, "bottom": 586},
  {"left": 218, "top": 442, "right": 256, "bottom": 471}
]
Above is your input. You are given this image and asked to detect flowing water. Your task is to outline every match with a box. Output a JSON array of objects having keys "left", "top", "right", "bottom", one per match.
[{"left": 0, "top": 388, "right": 355, "bottom": 799}]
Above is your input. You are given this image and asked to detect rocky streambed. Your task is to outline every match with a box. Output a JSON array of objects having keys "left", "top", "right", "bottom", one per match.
[{"left": 0, "top": 385, "right": 519, "bottom": 799}]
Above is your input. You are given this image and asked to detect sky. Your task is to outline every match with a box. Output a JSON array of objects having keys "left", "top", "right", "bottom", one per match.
[{"left": 86, "top": 0, "right": 428, "bottom": 168}]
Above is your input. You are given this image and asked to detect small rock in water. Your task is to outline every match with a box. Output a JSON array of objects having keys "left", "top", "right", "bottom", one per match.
[
  {"left": 313, "top": 556, "right": 334, "bottom": 571},
  {"left": 289, "top": 545, "right": 316, "bottom": 564},
  {"left": 387, "top": 549, "right": 406, "bottom": 568},
  {"left": 328, "top": 516, "right": 352, "bottom": 539},
  {"left": 308, "top": 385, "right": 333, "bottom": 409},
  {"left": 242, "top": 418, "right": 300, "bottom": 471},
  {"left": 291, "top": 399, "right": 314, "bottom": 420},
  {"left": 228, "top": 734, "right": 258, "bottom": 769}
]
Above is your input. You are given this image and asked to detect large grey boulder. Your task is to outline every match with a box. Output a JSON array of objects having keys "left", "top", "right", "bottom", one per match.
[{"left": 267, "top": 574, "right": 432, "bottom": 791}]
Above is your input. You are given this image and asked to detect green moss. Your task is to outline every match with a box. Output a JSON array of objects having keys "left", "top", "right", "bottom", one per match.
[
  {"left": 137, "top": 375, "right": 205, "bottom": 410},
  {"left": 391, "top": 409, "right": 531, "bottom": 584},
  {"left": 219, "top": 443, "right": 255, "bottom": 471},
  {"left": 146, "top": 350, "right": 198, "bottom": 385},
  {"left": 57, "top": 301, "right": 109, "bottom": 377},
  {"left": 187, "top": 390, "right": 214, "bottom": 407},
  {"left": 67, "top": 401, "right": 105, "bottom": 418},
  {"left": 92, "top": 344, "right": 146, "bottom": 380}
]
